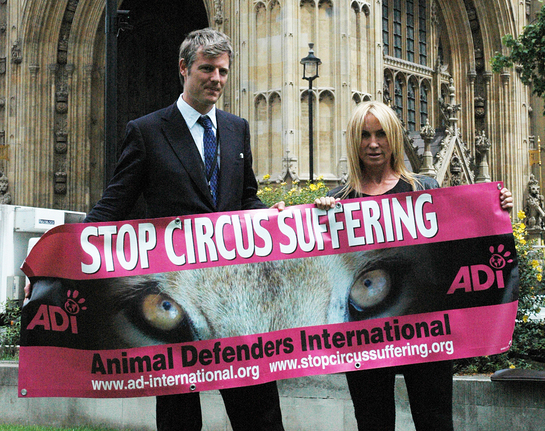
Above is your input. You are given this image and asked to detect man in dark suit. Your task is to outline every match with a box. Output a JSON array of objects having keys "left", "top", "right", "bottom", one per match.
[{"left": 85, "top": 28, "right": 285, "bottom": 431}]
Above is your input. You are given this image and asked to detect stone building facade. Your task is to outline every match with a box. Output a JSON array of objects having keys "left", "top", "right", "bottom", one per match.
[{"left": 0, "top": 0, "right": 540, "bottom": 214}]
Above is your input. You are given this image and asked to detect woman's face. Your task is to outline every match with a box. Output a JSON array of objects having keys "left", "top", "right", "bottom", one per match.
[{"left": 358, "top": 113, "right": 393, "bottom": 171}]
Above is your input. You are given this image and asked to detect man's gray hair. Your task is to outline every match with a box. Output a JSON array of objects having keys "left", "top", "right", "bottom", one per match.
[{"left": 178, "top": 28, "right": 233, "bottom": 85}]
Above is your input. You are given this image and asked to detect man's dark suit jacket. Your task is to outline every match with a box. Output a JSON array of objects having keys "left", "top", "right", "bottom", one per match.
[
  {"left": 86, "top": 102, "right": 266, "bottom": 222},
  {"left": 83, "top": 102, "right": 283, "bottom": 431}
]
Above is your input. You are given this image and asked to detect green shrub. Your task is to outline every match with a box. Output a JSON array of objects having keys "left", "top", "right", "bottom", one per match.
[
  {"left": 454, "top": 211, "right": 545, "bottom": 374},
  {"left": 257, "top": 175, "right": 330, "bottom": 207},
  {"left": 0, "top": 300, "right": 21, "bottom": 360}
]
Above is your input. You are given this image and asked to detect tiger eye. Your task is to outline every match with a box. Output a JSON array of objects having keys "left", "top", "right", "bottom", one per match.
[{"left": 141, "top": 294, "right": 184, "bottom": 331}]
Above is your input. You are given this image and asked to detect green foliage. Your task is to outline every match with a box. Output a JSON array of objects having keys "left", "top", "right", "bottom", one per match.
[
  {"left": 0, "top": 300, "right": 21, "bottom": 360},
  {"left": 491, "top": 3, "right": 545, "bottom": 112},
  {"left": 257, "top": 175, "right": 330, "bottom": 207},
  {"left": 454, "top": 212, "right": 545, "bottom": 374}
]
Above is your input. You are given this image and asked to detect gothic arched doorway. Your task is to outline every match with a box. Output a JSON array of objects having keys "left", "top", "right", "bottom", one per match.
[
  {"left": 91, "top": 0, "right": 208, "bottom": 215},
  {"left": 117, "top": 0, "right": 208, "bottom": 132}
]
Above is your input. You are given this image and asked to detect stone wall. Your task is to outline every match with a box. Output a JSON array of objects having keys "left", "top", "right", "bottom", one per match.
[{"left": 2, "top": 362, "right": 545, "bottom": 430}]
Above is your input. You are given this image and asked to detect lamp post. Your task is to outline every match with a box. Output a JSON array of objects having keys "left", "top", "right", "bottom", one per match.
[{"left": 301, "top": 43, "right": 321, "bottom": 183}]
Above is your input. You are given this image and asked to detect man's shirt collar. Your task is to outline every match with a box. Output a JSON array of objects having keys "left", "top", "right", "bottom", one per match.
[{"left": 176, "top": 94, "right": 217, "bottom": 129}]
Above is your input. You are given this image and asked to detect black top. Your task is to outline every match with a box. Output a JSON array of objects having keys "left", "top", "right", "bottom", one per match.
[{"left": 328, "top": 175, "right": 439, "bottom": 199}]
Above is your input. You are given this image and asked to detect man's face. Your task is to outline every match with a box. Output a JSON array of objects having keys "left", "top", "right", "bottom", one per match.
[{"left": 180, "top": 48, "right": 230, "bottom": 114}]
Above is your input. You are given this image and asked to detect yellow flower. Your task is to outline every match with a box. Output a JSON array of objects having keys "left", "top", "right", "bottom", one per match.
[
  {"left": 523, "top": 315, "right": 529, "bottom": 323},
  {"left": 537, "top": 274, "right": 542, "bottom": 282},
  {"left": 317, "top": 175, "right": 324, "bottom": 181},
  {"left": 309, "top": 183, "right": 317, "bottom": 191},
  {"left": 263, "top": 174, "right": 271, "bottom": 180},
  {"left": 531, "top": 260, "right": 539, "bottom": 268},
  {"left": 509, "top": 364, "right": 516, "bottom": 369},
  {"left": 517, "top": 210, "right": 526, "bottom": 220},
  {"left": 264, "top": 187, "right": 272, "bottom": 192},
  {"left": 281, "top": 182, "right": 287, "bottom": 186}
]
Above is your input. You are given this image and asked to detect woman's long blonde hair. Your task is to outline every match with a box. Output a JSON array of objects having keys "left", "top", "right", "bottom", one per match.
[{"left": 343, "top": 101, "right": 418, "bottom": 196}]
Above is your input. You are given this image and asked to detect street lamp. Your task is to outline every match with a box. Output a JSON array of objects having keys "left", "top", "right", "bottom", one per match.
[{"left": 301, "top": 43, "right": 321, "bottom": 183}]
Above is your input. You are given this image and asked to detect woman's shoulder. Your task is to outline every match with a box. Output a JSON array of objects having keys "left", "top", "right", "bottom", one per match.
[
  {"left": 327, "top": 185, "right": 352, "bottom": 198},
  {"left": 413, "top": 175, "right": 440, "bottom": 190}
]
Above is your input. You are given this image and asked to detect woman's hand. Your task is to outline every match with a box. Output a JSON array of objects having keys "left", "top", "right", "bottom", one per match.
[
  {"left": 500, "top": 187, "right": 513, "bottom": 211},
  {"left": 270, "top": 201, "right": 286, "bottom": 211},
  {"left": 314, "top": 196, "right": 339, "bottom": 210}
]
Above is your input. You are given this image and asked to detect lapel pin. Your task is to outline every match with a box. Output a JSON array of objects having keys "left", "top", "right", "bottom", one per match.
[{"left": 239, "top": 153, "right": 244, "bottom": 159}]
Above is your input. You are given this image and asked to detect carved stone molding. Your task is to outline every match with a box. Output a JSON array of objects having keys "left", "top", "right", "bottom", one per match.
[
  {"left": 0, "top": 170, "right": 11, "bottom": 204},
  {"left": 214, "top": 0, "right": 224, "bottom": 24},
  {"left": 474, "top": 96, "right": 485, "bottom": 119},
  {"left": 54, "top": 171, "right": 67, "bottom": 194},
  {"left": 449, "top": 155, "right": 463, "bottom": 186},
  {"left": 55, "top": 130, "right": 68, "bottom": 154},
  {"left": 11, "top": 40, "right": 22, "bottom": 64},
  {"left": 475, "top": 130, "right": 491, "bottom": 183},
  {"left": 55, "top": 84, "right": 69, "bottom": 114},
  {"left": 525, "top": 174, "right": 545, "bottom": 231},
  {"left": 419, "top": 119, "right": 437, "bottom": 177}
]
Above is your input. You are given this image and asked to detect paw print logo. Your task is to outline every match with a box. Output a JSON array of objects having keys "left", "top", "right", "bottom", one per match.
[
  {"left": 489, "top": 245, "right": 513, "bottom": 270},
  {"left": 64, "top": 290, "right": 87, "bottom": 315}
]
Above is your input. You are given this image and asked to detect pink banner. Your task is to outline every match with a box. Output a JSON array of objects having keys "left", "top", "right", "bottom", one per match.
[
  {"left": 18, "top": 303, "right": 517, "bottom": 398},
  {"left": 21, "top": 183, "right": 512, "bottom": 280},
  {"left": 18, "top": 182, "right": 518, "bottom": 398}
]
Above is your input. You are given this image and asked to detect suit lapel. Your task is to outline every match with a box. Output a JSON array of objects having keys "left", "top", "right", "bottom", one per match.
[
  {"left": 216, "top": 110, "right": 238, "bottom": 208},
  {"left": 160, "top": 103, "right": 214, "bottom": 206}
]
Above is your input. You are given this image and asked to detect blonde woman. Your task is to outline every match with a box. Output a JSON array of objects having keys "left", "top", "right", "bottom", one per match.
[{"left": 316, "top": 101, "right": 512, "bottom": 430}]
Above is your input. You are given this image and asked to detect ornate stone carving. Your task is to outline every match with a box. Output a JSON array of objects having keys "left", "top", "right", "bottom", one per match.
[
  {"left": 419, "top": 119, "right": 437, "bottom": 177},
  {"left": 54, "top": 171, "right": 67, "bottom": 194},
  {"left": 65, "top": 0, "right": 78, "bottom": 22},
  {"left": 280, "top": 149, "right": 300, "bottom": 183},
  {"left": 351, "top": 1, "right": 371, "bottom": 15},
  {"left": 525, "top": 174, "right": 545, "bottom": 231},
  {"left": 56, "top": 84, "right": 69, "bottom": 114},
  {"left": 475, "top": 130, "right": 491, "bottom": 183},
  {"left": 213, "top": 0, "right": 224, "bottom": 24},
  {"left": 474, "top": 96, "right": 485, "bottom": 118},
  {"left": 474, "top": 47, "right": 484, "bottom": 72},
  {"left": 0, "top": 170, "right": 12, "bottom": 204},
  {"left": 449, "top": 155, "right": 462, "bottom": 186},
  {"left": 439, "top": 78, "right": 461, "bottom": 135},
  {"left": 11, "top": 40, "right": 22, "bottom": 64},
  {"left": 58, "top": 36, "right": 69, "bottom": 65},
  {"left": 55, "top": 130, "right": 68, "bottom": 154}
]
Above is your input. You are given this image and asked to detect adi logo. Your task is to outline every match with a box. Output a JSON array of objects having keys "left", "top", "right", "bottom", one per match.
[
  {"left": 26, "top": 290, "right": 87, "bottom": 334},
  {"left": 447, "top": 245, "right": 513, "bottom": 294}
]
